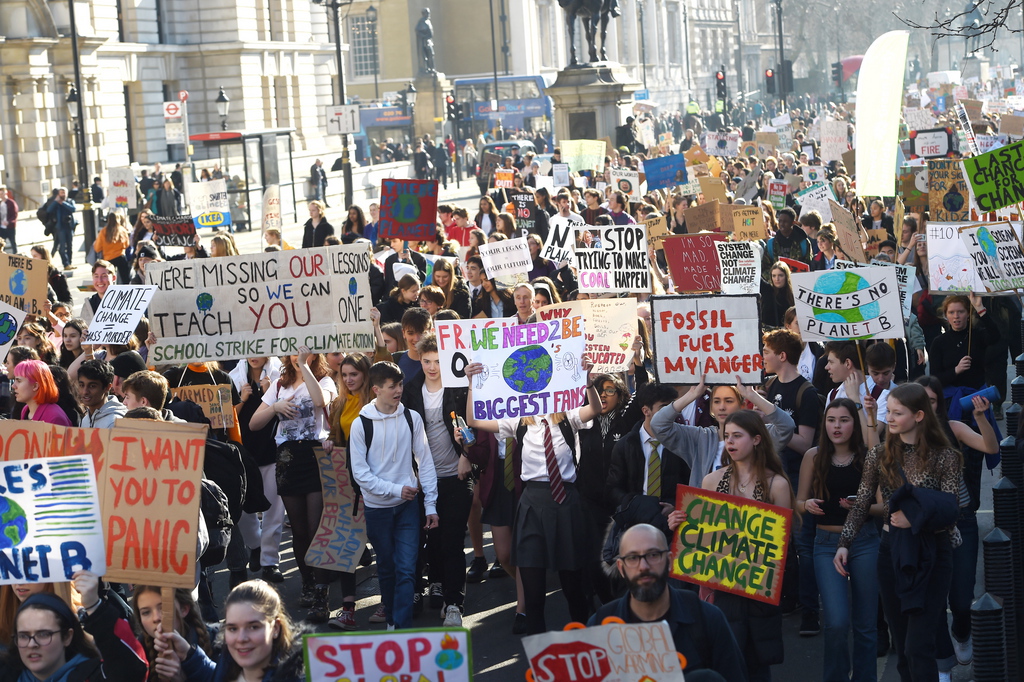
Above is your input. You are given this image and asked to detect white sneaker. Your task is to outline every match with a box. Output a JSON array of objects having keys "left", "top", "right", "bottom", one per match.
[
  {"left": 952, "top": 634, "right": 973, "bottom": 665},
  {"left": 386, "top": 623, "right": 396, "bottom": 631},
  {"left": 938, "top": 671, "right": 951, "bottom": 682},
  {"left": 443, "top": 605, "right": 463, "bottom": 627}
]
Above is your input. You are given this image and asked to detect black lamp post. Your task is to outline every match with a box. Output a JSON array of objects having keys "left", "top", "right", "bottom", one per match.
[
  {"left": 312, "top": 0, "right": 354, "bottom": 211},
  {"left": 216, "top": 86, "right": 230, "bottom": 130},
  {"left": 637, "top": 1, "right": 648, "bottom": 91},
  {"left": 66, "top": 0, "right": 94, "bottom": 251},
  {"left": 366, "top": 4, "right": 379, "bottom": 100},
  {"left": 404, "top": 82, "right": 417, "bottom": 141}
]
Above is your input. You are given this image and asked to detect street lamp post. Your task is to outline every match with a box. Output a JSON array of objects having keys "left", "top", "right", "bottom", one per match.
[
  {"left": 683, "top": 2, "right": 692, "bottom": 97},
  {"left": 366, "top": 4, "right": 379, "bottom": 100},
  {"left": 772, "top": 0, "right": 786, "bottom": 110},
  {"left": 216, "top": 86, "right": 231, "bottom": 130},
  {"left": 313, "top": 0, "right": 354, "bottom": 211},
  {"left": 66, "top": 0, "right": 94, "bottom": 251},
  {"left": 637, "top": 1, "right": 648, "bottom": 91}
]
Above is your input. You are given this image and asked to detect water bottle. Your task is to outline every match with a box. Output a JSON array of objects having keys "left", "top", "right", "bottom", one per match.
[
  {"left": 451, "top": 411, "right": 476, "bottom": 446},
  {"left": 958, "top": 385, "right": 1001, "bottom": 412}
]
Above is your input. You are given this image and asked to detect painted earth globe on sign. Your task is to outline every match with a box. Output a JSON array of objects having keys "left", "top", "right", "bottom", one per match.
[
  {"left": 0, "top": 496, "right": 28, "bottom": 549},
  {"left": 502, "top": 345, "right": 553, "bottom": 394},
  {"left": 977, "top": 227, "right": 998, "bottom": 262},
  {"left": 0, "top": 312, "right": 18, "bottom": 347},
  {"left": 8, "top": 269, "right": 26, "bottom": 296},
  {"left": 810, "top": 271, "right": 880, "bottom": 328},
  {"left": 196, "top": 292, "right": 214, "bottom": 313}
]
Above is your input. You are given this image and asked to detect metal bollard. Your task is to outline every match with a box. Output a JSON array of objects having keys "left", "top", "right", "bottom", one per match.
[
  {"left": 1016, "top": 351, "right": 1024, "bottom": 379},
  {"left": 1012, "top": 375, "right": 1024, "bottom": 405},
  {"left": 983, "top": 528, "right": 1019, "bottom": 679},
  {"left": 1007, "top": 405, "right": 1021, "bottom": 442},
  {"left": 1002, "top": 436, "right": 1023, "bottom": 491},
  {"left": 972, "top": 593, "right": 1008, "bottom": 681}
]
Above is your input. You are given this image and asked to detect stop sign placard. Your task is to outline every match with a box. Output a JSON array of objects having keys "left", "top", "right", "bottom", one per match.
[{"left": 528, "top": 641, "right": 611, "bottom": 682}]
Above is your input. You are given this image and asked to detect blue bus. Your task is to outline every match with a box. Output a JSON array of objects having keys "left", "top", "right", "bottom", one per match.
[{"left": 453, "top": 75, "right": 553, "bottom": 145}]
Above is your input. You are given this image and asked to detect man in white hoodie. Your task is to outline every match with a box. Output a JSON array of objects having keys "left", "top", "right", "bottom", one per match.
[{"left": 350, "top": 361, "right": 439, "bottom": 630}]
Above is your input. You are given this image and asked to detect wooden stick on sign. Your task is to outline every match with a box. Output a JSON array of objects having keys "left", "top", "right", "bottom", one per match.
[{"left": 162, "top": 586, "right": 176, "bottom": 634}]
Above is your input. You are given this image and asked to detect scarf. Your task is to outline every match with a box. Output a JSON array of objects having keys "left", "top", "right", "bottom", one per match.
[{"left": 19, "top": 653, "right": 91, "bottom": 682}]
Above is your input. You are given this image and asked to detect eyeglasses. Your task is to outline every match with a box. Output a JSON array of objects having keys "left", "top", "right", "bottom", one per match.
[
  {"left": 17, "top": 630, "right": 62, "bottom": 648},
  {"left": 618, "top": 550, "right": 670, "bottom": 568},
  {"left": 599, "top": 388, "right": 618, "bottom": 396}
]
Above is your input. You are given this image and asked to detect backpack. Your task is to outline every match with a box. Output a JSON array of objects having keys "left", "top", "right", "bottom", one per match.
[
  {"left": 203, "top": 438, "right": 247, "bottom": 522},
  {"left": 37, "top": 200, "right": 54, "bottom": 236},
  {"left": 765, "top": 235, "right": 809, "bottom": 265},
  {"left": 199, "top": 478, "right": 233, "bottom": 568},
  {"left": 765, "top": 375, "right": 826, "bottom": 410}
]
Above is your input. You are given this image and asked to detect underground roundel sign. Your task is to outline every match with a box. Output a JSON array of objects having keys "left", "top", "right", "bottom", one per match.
[{"left": 529, "top": 641, "right": 611, "bottom": 682}]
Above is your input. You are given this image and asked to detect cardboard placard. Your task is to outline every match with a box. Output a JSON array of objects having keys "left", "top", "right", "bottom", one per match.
[
  {"left": 169, "top": 384, "right": 236, "bottom": 430},
  {"left": 552, "top": 163, "right": 570, "bottom": 187},
  {"left": 717, "top": 241, "right": 762, "bottom": 295},
  {"left": 927, "top": 221, "right": 984, "bottom": 293},
  {"left": 683, "top": 200, "right": 721, "bottom": 233},
  {"left": 791, "top": 267, "right": 907, "bottom": 341},
  {"left": 261, "top": 185, "right": 281, "bottom": 234},
  {"left": 909, "top": 127, "right": 956, "bottom": 159},
  {"left": 147, "top": 245, "right": 374, "bottom": 363},
  {"left": 645, "top": 215, "right": 671, "bottom": 249},
  {"left": 378, "top": 179, "right": 439, "bottom": 241},
  {"left": 650, "top": 294, "right": 763, "bottom": 383},
  {"left": 0, "top": 456, "right": 105, "bottom": 585},
  {"left": 83, "top": 285, "right": 158, "bottom": 346},
  {"left": 767, "top": 180, "right": 788, "bottom": 210},
  {"left": 507, "top": 190, "right": 540, "bottom": 237},
  {"left": 1000, "top": 114, "right": 1024, "bottom": 138},
  {"left": 928, "top": 159, "right": 970, "bottom": 222},
  {"left": 961, "top": 139, "right": 1024, "bottom": 212},
  {"left": 535, "top": 299, "right": 638, "bottom": 374},
  {"left": 780, "top": 257, "right": 809, "bottom": 273},
  {"left": 836, "top": 259, "right": 916, "bottom": 322},
  {"left": 755, "top": 132, "right": 779, "bottom": 159},
  {"left": 739, "top": 140, "right": 758, "bottom": 158},
  {"left": 0, "top": 254, "right": 47, "bottom": 317},
  {"left": 524, "top": 621, "right": 683, "bottom": 682},
  {"left": 190, "top": 178, "right": 232, "bottom": 231},
  {"left": 893, "top": 196, "right": 906, "bottom": 246},
  {"left": 559, "top": 140, "right": 607, "bottom": 172},
  {"left": 976, "top": 134, "right": 1009, "bottom": 154},
  {"left": 684, "top": 145, "right": 710, "bottom": 165},
  {"left": 829, "top": 200, "right": 867, "bottom": 263},
  {"left": 903, "top": 107, "right": 937, "bottom": 131},
  {"left": 494, "top": 169, "right": 515, "bottom": 189},
  {"left": 434, "top": 319, "right": 514, "bottom": 388},
  {"left": 958, "top": 221, "right": 1024, "bottom": 292},
  {"left": 109, "top": 167, "right": 136, "bottom": 212},
  {"left": 661, "top": 233, "right": 726, "bottom": 292},
  {"left": 899, "top": 165, "right": 929, "bottom": 210},
  {"left": 455, "top": 318, "right": 586, "bottom": 419},
  {"left": 305, "top": 445, "right": 368, "bottom": 573},
  {"left": 795, "top": 183, "right": 835, "bottom": 222},
  {"left": 0, "top": 300, "right": 27, "bottom": 363},
  {"left": 670, "top": 484, "right": 791, "bottom": 606},
  {"left": 610, "top": 168, "right": 642, "bottom": 199},
  {"left": 802, "top": 166, "right": 827, "bottom": 184},
  {"left": 150, "top": 214, "right": 197, "bottom": 248},
  {"left": 575, "top": 224, "right": 650, "bottom": 293},
  {"left": 479, "top": 152, "right": 502, "bottom": 187},
  {"left": 698, "top": 176, "right": 728, "bottom": 205},
  {"left": 820, "top": 120, "right": 849, "bottom": 162},
  {"left": 731, "top": 205, "right": 767, "bottom": 241},
  {"left": 841, "top": 148, "right": 857, "bottom": 175},
  {"left": 305, "top": 629, "right": 473, "bottom": 682},
  {"left": 864, "top": 229, "right": 889, "bottom": 259},
  {"left": 542, "top": 218, "right": 581, "bottom": 266},
  {"left": 478, "top": 237, "right": 532, "bottom": 280}
]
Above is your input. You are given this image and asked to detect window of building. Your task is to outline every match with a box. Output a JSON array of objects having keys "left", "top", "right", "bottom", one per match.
[
  {"left": 349, "top": 15, "right": 379, "bottom": 78},
  {"left": 539, "top": 2, "right": 553, "bottom": 68},
  {"left": 667, "top": 5, "right": 681, "bottom": 63}
]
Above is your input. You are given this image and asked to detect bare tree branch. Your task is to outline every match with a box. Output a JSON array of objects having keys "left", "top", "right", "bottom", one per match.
[{"left": 897, "top": 0, "right": 1024, "bottom": 53}]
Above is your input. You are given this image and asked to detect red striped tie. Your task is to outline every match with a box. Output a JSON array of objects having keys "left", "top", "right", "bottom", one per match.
[{"left": 541, "top": 419, "right": 566, "bottom": 504}]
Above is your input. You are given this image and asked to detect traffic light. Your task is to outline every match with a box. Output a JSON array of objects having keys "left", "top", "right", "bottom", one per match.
[
  {"left": 446, "top": 94, "right": 457, "bottom": 121},
  {"left": 715, "top": 70, "right": 727, "bottom": 100},
  {"left": 780, "top": 59, "right": 794, "bottom": 94},
  {"left": 765, "top": 68, "right": 776, "bottom": 95},
  {"left": 831, "top": 62, "right": 843, "bottom": 87},
  {"left": 397, "top": 90, "right": 409, "bottom": 116}
]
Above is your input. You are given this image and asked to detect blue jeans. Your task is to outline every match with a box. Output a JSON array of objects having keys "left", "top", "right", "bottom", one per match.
[
  {"left": 814, "top": 526, "right": 879, "bottom": 682},
  {"left": 52, "top": 223, "right": 73, "bottom": 269},
  {"left": 934, "top": 509, "right": 978, "bottom": 671},
  {"left": 365, "top": 500, "right": 421, "bottom": 629}
]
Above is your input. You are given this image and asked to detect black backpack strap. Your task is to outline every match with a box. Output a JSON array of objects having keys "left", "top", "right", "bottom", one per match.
[
  {"left": 404, "top": 408, "right": 418, "bottom": 476},
  {"left": 556, "top": 416, "right": 579, "bottom": 469},
  {"left": 360, "top": 415, "right": 373, "bottom": 450}
]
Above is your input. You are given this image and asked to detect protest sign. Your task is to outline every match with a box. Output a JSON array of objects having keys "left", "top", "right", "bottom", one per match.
[
  {"left": 706, "top": 131, "right": 739, "bottom": 157},
  {"left": 829, "top": 200, "right": 867, "bottom": 263},
  {"left": 661, "top": 233, "right": 725, "bottom": 292},
  {"left": 560, "top": 140, "right": 607, "bottom": 172},
  {"left": 961, "top": 139, "right": 1024, "bottom": 212},
  {"left": 379, "top": 179, "right": 439, "bottom": 241},
  {"left": 928, "top": 159, "right": 970, "bottom": 222},
  {"left": 536, "top": 299, "right": 638, "bottom": 374},
  {"left": 780, "top": 257, "right": 809, "bottom": 273},
  {"left": 523, "top": 620, "right": 684, "bottom": 682},
  {"left": 908, "top": 127, "right": 956, "bottom": 159},
  {"left": 0, "top": 300, "right": 27, "bottom": 362},
  {"left": 575, "top": 224, "right": 650, "bottom": 293},
  {"left": 903, "top": 107, "right": 937, "bottom": 131},
  {"left": 542, "top": 218, "right": 581, "bottom": 265},
  {"left": 731, "top": 205, "right": 767, "bottom": 241},
  {"left": 772, "top": 113, "right": 794, "bottom": 152},
  {"left": 802, "top": 166, "right": 827, "bottom": 184},
  {"left": 645, "top": 215, "right": 671, "bottom": 250},
  {"left": 610, "top": 168, "right": 641, "bottom": 199},
  {"left": 740, "top": 140, "right": 758, "bottom": 157},
  {"left": 0, "top": 456, "right": 105, "bottom": 585},
  {"left": 507, "top": 190, "right": 540, "bottom": 237},
  {"left": 976, "top": 134, "right": 1009, "bottom": 154},
  {"left": 479, "top": 152, "right": 501, "bottom": 187},
  {"left": 767, "top": 179, "right": 788, "bottom": 210},
  {"left": 305, "top": 629, "right": 473, "bottom": 682},
  {"left": 953, "top": 102, "right": 980, "bottom": 156},
  {"left": 698, "top": 176, "right": 728, "bottom": 205},
  {"left": 552, "top": 163, "right": 570, "bottom": 187},
  {"left": 651, "top": 294, "right": 763, "bottom": 383},
  {"left": 494, "top": 169, "right": 515, "bottom": 189},
  {"left": 0, "top": 251, "right": 47, "bottom": 315},
  {"left": 855, "top": 31, "right": 908, "bottom": 196},
  {"left": 841, "top": 148, "right": 857, "bottom": 176},
  {"left": 147, "top": 244, "right": 374, "bottom": 363},
  {"left": 1001, "top": 114, "right": 1024, "bottom": 138},
  {"left": 150, "top": 215, "right": 197, "bottom": 248},
  {"left": 900, "top": 165, "right": 929, "bottom": 210},
  {"left": 927, "top": 222, "right": 985, "bottom": 293},
  {"left": 478, "top": 237, "right": 532, "bottom": 280},
  {"left": 305, "top": 445, "right": 367, "bottom": 573},
  {"left": 795, "top": 183, "right": 835, "bottom": 221},
  {"left": 958, "top": 222, "right": 1024, "bottom": 292},
  {"left": 638, "top": 151, "right": 688, "bottom": 188},
  {"left": 836, "top": 259, "right": 916, "bottom": 321},
  {"left": 261, "top": 185, "right": 280, "bottom": 235},
  {"left": 684, "top": 144, "right": 710, "bottom": 165},
  {"left": 959, "top": 98, "right": 984, "bottom": 121},
  {"left": 103, "top": 419, "right": 208, "bottom": 588},
  {"left": 435, "top": 319, "right": 514, "bottom": 387},
  {"left": 864, "top": 229, "right": 889, "bottom": 259},
  {"left": 670, "top": 485, "right": 792, "bottom": 605},
  {"left": 109, "top": 167, "right": 136, "bottom": 212},
  {"left": 169, "top": 384, "right": 235, "bottom": 430},
  {"left": 893, "top": 196, "right": 906, "bottom": 246},
  {"left": 755, "top": 132, "right": 780, "bottom": 158},
  {"left": 791, "top": 267, "right": 906, "bottom": 341},
  {"left": 683, "top": 200, "right": 721, "bottom": 233},
  {"left": 190, "top": 178, "right": 231, "bottom": 231},
  {"left": 716, "top": 241, "right": 762, "bottom": 295},
  {"left": 459, "top": 318, "right": 586, "bottom": 420},
  {"left": 83, "top": 285, "right": 158, "bottom": 346}
]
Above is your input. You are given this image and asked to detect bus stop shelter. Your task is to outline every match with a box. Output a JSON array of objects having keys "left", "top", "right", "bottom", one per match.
[{"left": 189, "top": 128, "right": 296, "bottom": 231}]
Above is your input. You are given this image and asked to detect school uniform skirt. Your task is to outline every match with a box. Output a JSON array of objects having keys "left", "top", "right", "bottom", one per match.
[
  {"left": 481, "top": 481, "right": 516, "bottom": 527},
  {"left": 512, "top": 481, "right": 588, "bottom": 571},
  {"left": 276, "top": 440, "right": 322, "bottom": 496}
]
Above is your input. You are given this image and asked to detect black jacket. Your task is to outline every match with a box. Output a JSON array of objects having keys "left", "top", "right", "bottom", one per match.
[
  {"left": 471, "top": 286, "right": 516, "bottom": 318},
  {"left": 607, "top": 421, "right": 691, "bottom": 510},
  {"left": 887, "top": 482, "right": 959, "bottom": 613},
  {"left": 445, "top": 282, "right": 473, "bottom": 319},
  {"left": 401, "top": 373, "right": 467, "bottom": 459},
  {"left": 577, "top": 397, "right": 644, "bottom": 512},
  {"left": 302, "top": 218, "right": 335, "bottom": 248}
]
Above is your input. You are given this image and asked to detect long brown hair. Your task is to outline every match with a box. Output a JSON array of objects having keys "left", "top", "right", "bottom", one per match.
[
  {"left": 811, "top": 398, "right": 867, "bottom": 500},
  {"left": 103, "top": 212, "right": 128, "bottom": 244},
  {"left": 132, "top": 585, "right": 213, "bottom": 676},
  {"left": 878, "top": 383, "right": 953, "bottom": 489},
  {"left": 722, "top": 410, "right": 794, "bottom": 509},
  {"left": 279, "top": 353, "right": 330, "bottom": 387},
  {"left": 221, "top": 581, "right": 294, "bottom": 680},
  {"left": 431, "top": 258, "right": 459, "bottom": 308}
]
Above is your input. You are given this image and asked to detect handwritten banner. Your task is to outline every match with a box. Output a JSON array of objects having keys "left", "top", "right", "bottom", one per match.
[
  {"left": 169, "top": 384, "right": 236, "bottom": 430},
  {"left": 379, "top": 179, "right": 439, "bottom": 241},
  {"left": 261, "top": 185, "right": 281, "bottom": 234},
  {"left": 559, "top": 140, "right": 607, "bottom": 172},
  {"left": 791, "top": 267, "right": 906, "bottom": 341},
  {"left": 541, "top": 219, "right": 581, "bottom": 266},
  {"left": 524, "top": 621, "right": 683, "bottom": 682},
  {"left": 961, "top": 139, "right": 1024, "bottom": 212},
  {"left": 83, "top": 285, "right": 158, "bottom": 346},
  {"left": 820, "top": 120, "right": 848, "bottom": 162},
  {"left": 575, "top": 224, "right": 650, "bottom": 293},
  {"left": 305, "top": 446, "right": 367, "bottom": 573},
  {"left": 305, "top": 630, "right": 473, "bottom": 682},
  {"left": 150, "top": 214, "right": 197, "bottom": 248},
  {"left": 926, "top": 221, "right": 984, "bottom": 293},
  {"left": 536, "top": 299, "right": 638, "bottom": 374},
  {"left": 662, "top": 233, "right": 725, "bottom": 293},
  {"left": 0, "top": 456, "right": 105, "bottom": 585},
  {"left": 795, "top": 183, "right": 835, "bottom": 221},
  {"left": 0, "top": 254, "right": 48, "bottom": 316},
  {"left": 651, "top": 294, "right": 763, "bottom": 384},
  {"left": 929, "top": 159, "right": 970, "bottom": 222},
  {"left": 190, "top": 178, "right": 232, "bottom": 230},
  {"left": 435, "top": 319, "right": 514, "bottom": 388},
  {"left": 478, "top": 237, "right": 532, "bottom": 280},
  {"left": 610, "top": 168, "right": 641, "bottom": 199},
  {"left": 109, "top": 167, "right": 136, "bottom": 212},
  {"left": 642, "top": 154, "right": 688, "bottom": 191},
  {"left": 644, "top": 215, "right": 671, "bottom": 250},
  {"left": 716, "top": 242, "right": 761, "bottom": 295},
  {"left": 731, "top": 205, "right": 767, "bottom": 241},
  {"left": 670, "top": 485, "right": 791, "bottom": 605},
  {"left": 0, "top": 300, "right": 27, "bottom": 362},
  {"left": 146, "top": 244, "right": 374, "bottom": 363},
  {"left": 494, "top": 169, "right": 515, "bottom": 189},
  {"left": 958, "top": 221, "right": 1024, "bottom": 292}
]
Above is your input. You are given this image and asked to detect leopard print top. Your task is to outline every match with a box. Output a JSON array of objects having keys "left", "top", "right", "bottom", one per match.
[
  {"left": 716, "top": 465, "right": 768, "bottom": 502},
  {"left": 839, "top": 441, "right": 962, "bottom": 549}
]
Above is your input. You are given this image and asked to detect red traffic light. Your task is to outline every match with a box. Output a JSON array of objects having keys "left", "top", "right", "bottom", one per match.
[
  {"left": 765, "top": 69, "right": 774, "bottom": 78},
  {"left": 446, "top": 94, "right": 455, "bottom": 104},
  {"left": 715, "top": 71, "right": 725, "bottom": 80}
]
